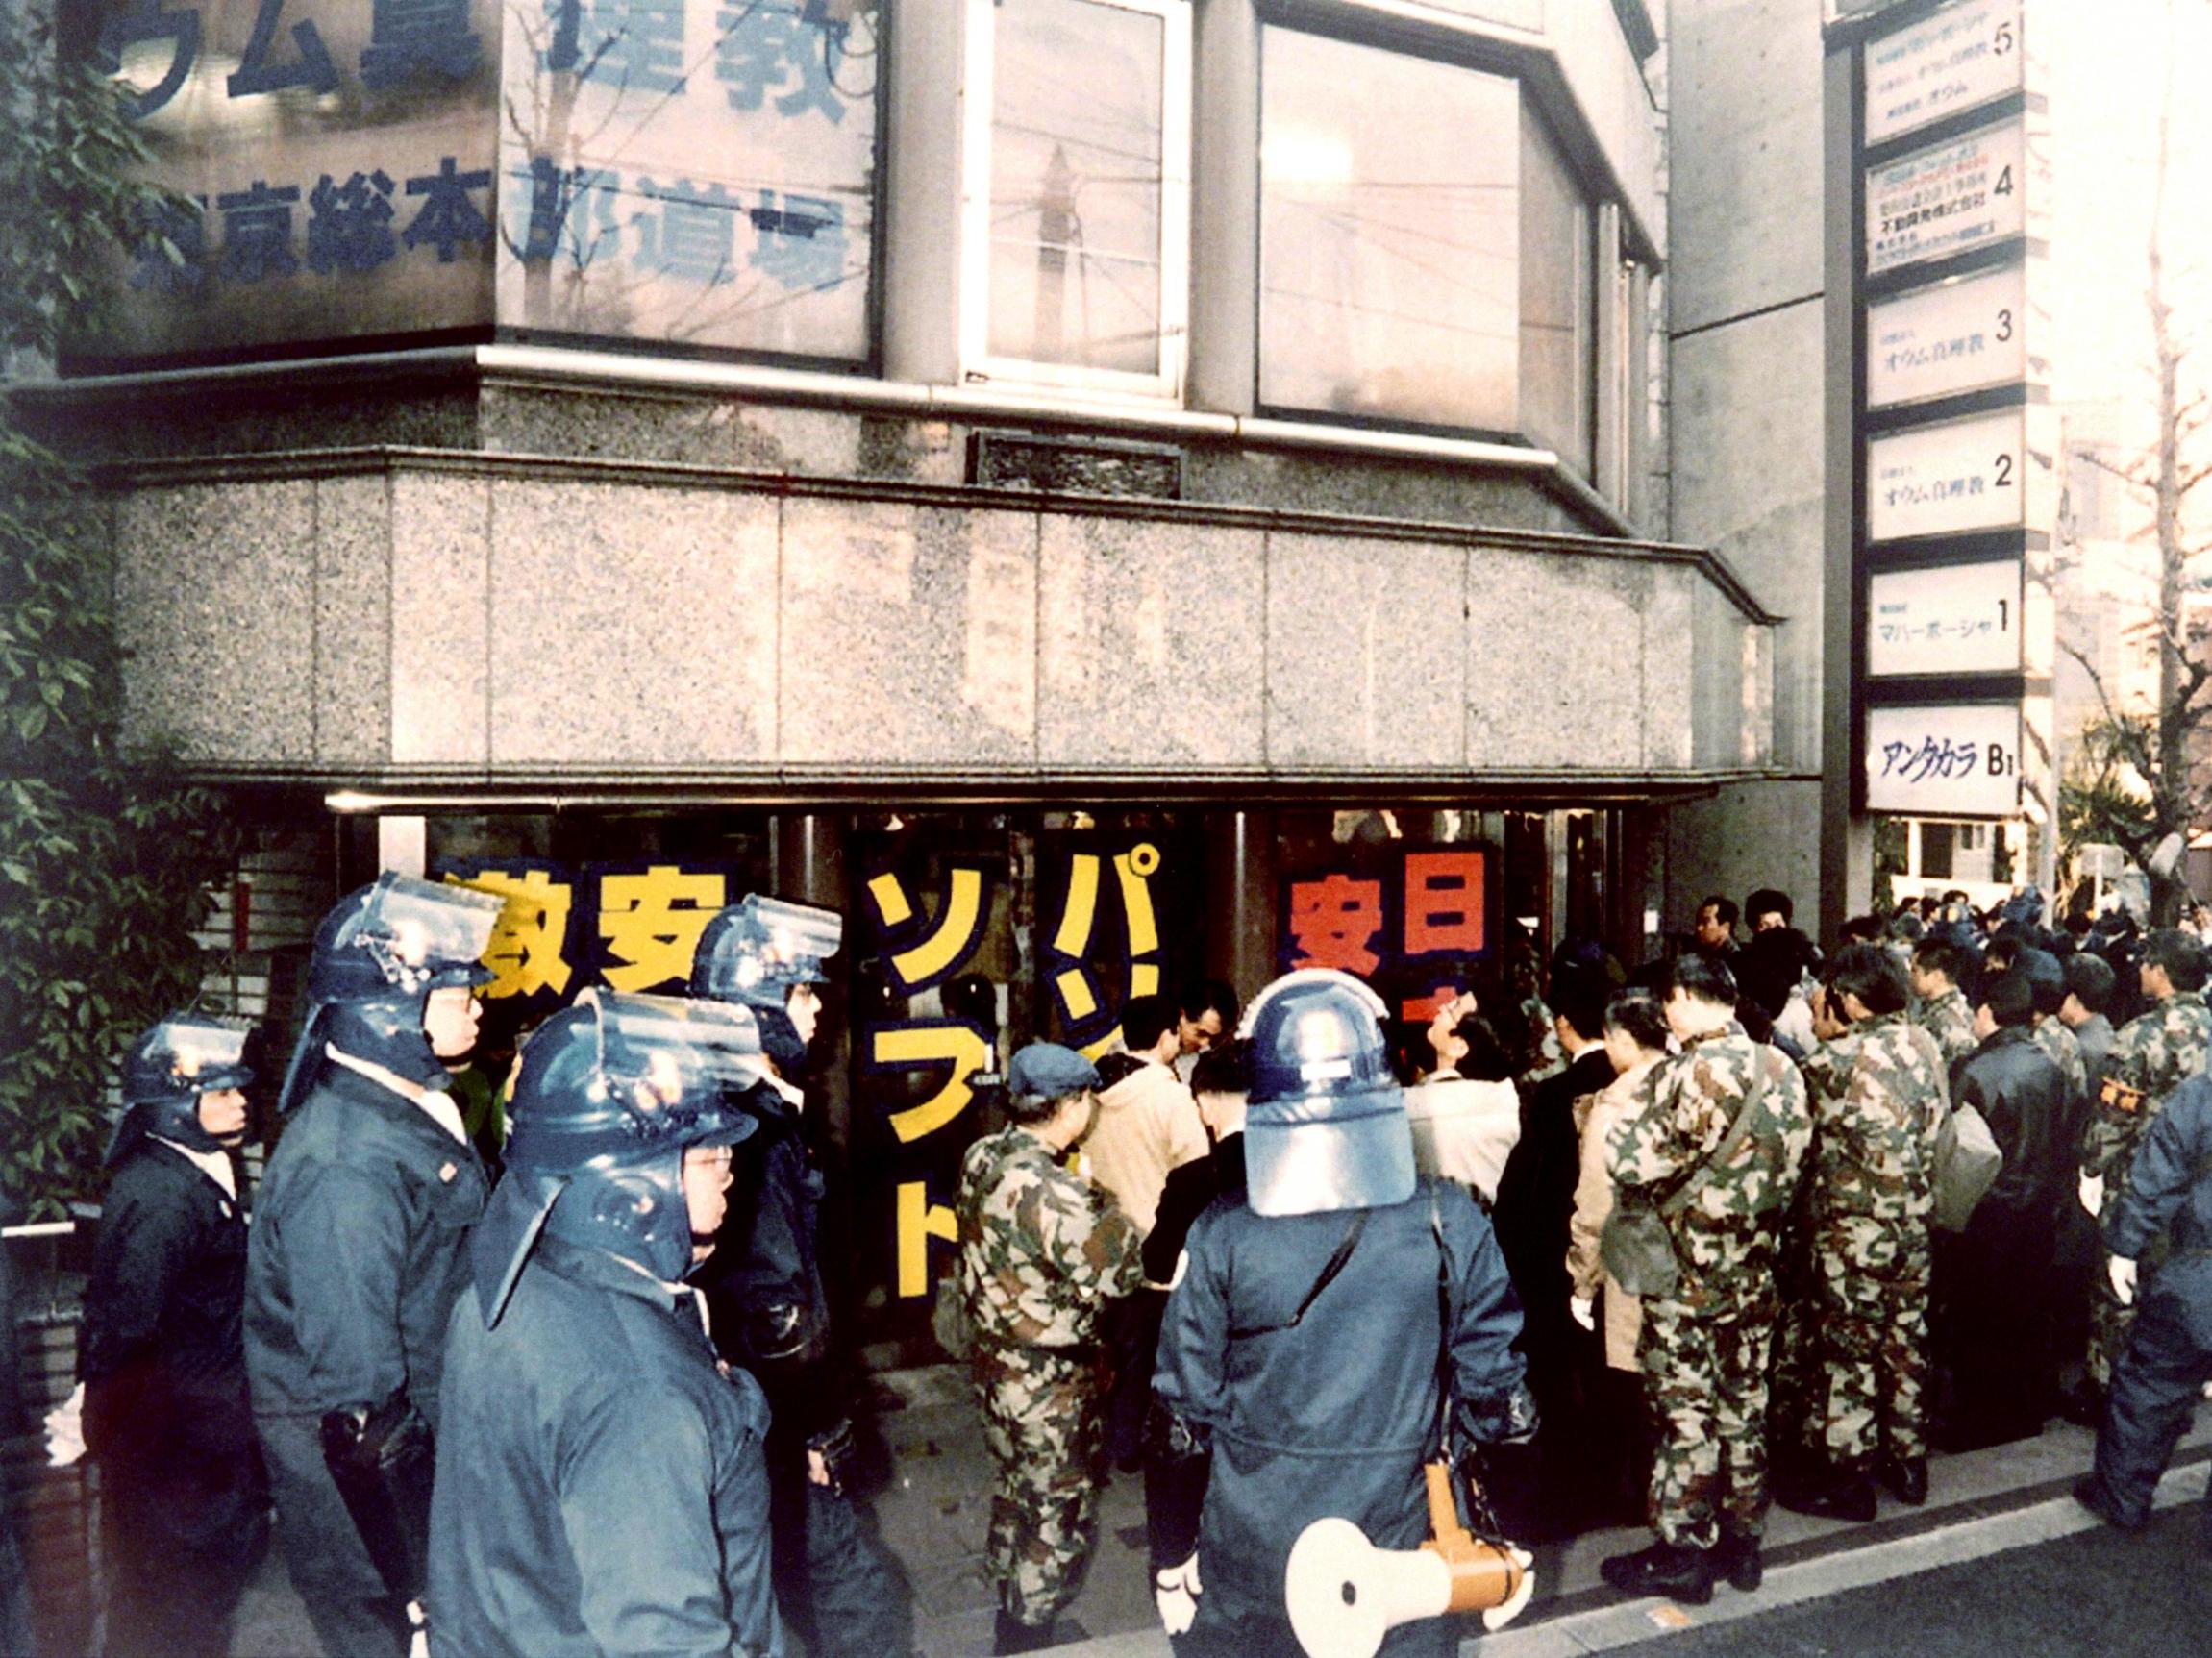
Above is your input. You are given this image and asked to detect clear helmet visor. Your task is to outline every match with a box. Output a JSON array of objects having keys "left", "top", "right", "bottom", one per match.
[
  {"left": 589, "top": 988, "right": 770, "bottom": 1121},
  {"left": 140, "top": 1013, "right": 256, "bottom": 1094},
  {"left": 360, "top": 874, "right": 503, "bottom": 977}
]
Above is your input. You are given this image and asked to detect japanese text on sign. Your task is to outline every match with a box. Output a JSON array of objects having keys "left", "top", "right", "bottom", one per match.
[
  {"left": 1867, "top": 559, "right": 2024, "bottom": 678},
  {"left": 1864, "top": 703, "right": 2024, "bottom": 816},
  {"left": 1867, "top": 263, "right": 2032, "bottom": 409},
  {"left": 1280, "top": 846, "right": 1495, "bottom": 1023},
  {"left": 1863, "top": 0, "right": 2025, "bottom": 146},
  {"left": 1866, "top": 120, "right": 2034, "bottom": 277},
  {"left": 1867, "top": 408, "right": 2026, "bottom": 542},
  {"left": 437, "top": 860, "right": 733, "bottom": 999}
]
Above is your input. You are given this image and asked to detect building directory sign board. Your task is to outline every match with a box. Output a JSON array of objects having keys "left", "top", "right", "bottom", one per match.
[
  {"left": 1868, "top": 406, "right": 2029, "bottom": 541},
  {"left": 1863, "top": 0, "right": 2025, "bottom": 146},
  {"left": 1865, "top": 119, "right": 2038, "bottom": 277},
  {"left": 1867, "top": 558, "right": 2024, "bottom": 677},
  {"left": 1867, "top": 262, "right": 2031, "bottom": 408},
  {"left": 1865, "top": 701, "right": 2024, "bottom": 816}
]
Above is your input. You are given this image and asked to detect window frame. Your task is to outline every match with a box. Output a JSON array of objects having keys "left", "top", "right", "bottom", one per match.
[{"left": 958, "top": 0, "right": 1193, "bottom": 402}]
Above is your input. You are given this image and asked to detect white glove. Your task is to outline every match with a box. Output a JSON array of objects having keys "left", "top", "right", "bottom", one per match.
[
  {"left": 1154, "top": 1554, "right": 1202, "bottom": 1637},
  {"left": 2109, "top": 1256, "right": 2138, "bottom": 1307},
  {"left": 1569, "top": 1295, "right": 1596, "bottom": 1333},
  {"left": 44, "top": 1382, "right": 85, "bottom": 1468},
  {"left": 2079, "top": 1174, "right": 2105, "bottom": 1218},
  {"left": 1480, "top": 1549, "right": 1537, "bottom": 1633}
]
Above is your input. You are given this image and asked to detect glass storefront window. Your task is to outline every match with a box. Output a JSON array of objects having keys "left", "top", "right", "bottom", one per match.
[
  {"left": 1519, "top": 107, "right": 1595, "bottom": 475},
  {"left": 1258, "top": 29, "right": 1520, "bottom": 432},
  {"left": 962, "top": 0, "right": 1191, "bottom": 397}
]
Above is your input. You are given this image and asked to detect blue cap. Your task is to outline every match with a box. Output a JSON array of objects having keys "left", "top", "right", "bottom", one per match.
[{"left": 1007, "top": 1042, "right": 1100, "bottom": 1103}]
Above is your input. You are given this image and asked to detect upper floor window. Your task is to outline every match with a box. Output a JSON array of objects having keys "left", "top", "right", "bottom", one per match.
[
  {"left": 960, "top": 0, "right": 1191, "bottom": 398},
  {"left": 1257, "top": 25, "right": 1598, "bottom": 473}
]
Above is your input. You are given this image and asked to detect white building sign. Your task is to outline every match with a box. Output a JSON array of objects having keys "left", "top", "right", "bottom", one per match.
[
  {"left": 1864, "top": 0, "right": 2025, "bottom": 146},
  {"left": 1867, "top": 263, "right": 2031, "bottom": 408},
  {"left": 1867, "top": 559, "right": 2023, "bottom": 677},
  {"left": 1866, "top": 702, "right": 2023, "bottom": 816},
  {"left": 1868, "top": 408, "right": 2026, "bottom": 541},
  {"left": 1866, "top": 121, "right": 2032, "bottom": 276}
]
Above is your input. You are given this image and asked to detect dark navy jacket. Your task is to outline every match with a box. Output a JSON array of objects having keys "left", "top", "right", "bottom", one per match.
[
  {"left": 81, "top": 1139, "right": 253, "bottom": 1458},
  {"left": 427, "top": 1234, "right": 782, "bottom": 1658},
  {"left": 2112, "top": 1073, "right": 2212, "bottom": 1292},
  {"left": 1155, "top": 1176, "right": 1533, "bottom": 1636},
  {"left": 244, "top": 1062, "right": 487, "bottom": 1427}
]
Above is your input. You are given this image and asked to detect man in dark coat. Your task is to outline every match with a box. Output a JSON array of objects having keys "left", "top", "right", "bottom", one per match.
[
  {"left": 429, "top": 989, "right": 781, "bottom": 1658},
  {"left": 1934, "top": 972, "right": 2071, "bottom": 1451},
  {"left": 690, "top": 894, "right": 912, "bottom": 1658},
  {"left": 80, "top": 1014, "right": 268, "bottom": 1658},
  {"left": 1490, "top": 975, "right": 1615, "bottom": 1534},
  {"left": 2073, "top": 1071, "right": 2212, "bottom": 1544},
  {"left": 245, "top": 874, "right": 501, "bottom": 1658},
  {"left": 1153, "top": 970, "right": 1536, "bottom": 1658}
]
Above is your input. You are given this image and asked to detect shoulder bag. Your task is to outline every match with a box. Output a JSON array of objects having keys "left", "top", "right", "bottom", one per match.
[{"left": 1600, "top": 1057, "right": 1774, "bottom": 1299}]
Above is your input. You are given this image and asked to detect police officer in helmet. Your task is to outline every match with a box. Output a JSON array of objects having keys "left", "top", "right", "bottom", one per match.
[
  {"left": 1153, "top": 969, "right": 1536, "bottom": 1658},
  {"left": 428, "top": 988, "right": 781, "bottom": 1658},
  {"left": 689, "top": 894, "right": 915, "bottom": 1658},
  {"left": 245, "top": 873, "right": 502, "bottom": 1658},
  {"left": 80, "top": 1013, "right": 269, "bottom": 1658}
]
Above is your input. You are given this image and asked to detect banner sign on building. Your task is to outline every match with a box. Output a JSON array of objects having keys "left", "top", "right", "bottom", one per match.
[
  {"left": 1867, "top": 262, "right": 2033, "bottom": 409},
  {"left": 1865, "top": 702, "right": 2024, "bottom": 816},
  {"left": 1278, "top": 843, "right": 1497, "bottom": 1024},
  {"left": 437, "top": 858, "right": 738, "bottom": 1002},
  {"left": 1865, "top": 119, "right": 2040, "bottom": 277},
  {"left": 1862, "top": 0, "right": 2024, "bottom": 145}
]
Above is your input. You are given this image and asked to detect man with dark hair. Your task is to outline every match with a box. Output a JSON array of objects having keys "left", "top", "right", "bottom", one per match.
[
  {"left": 1777, "top": 947, "right": 1949, "bottom": 1520},
  {"left": 1089, "top": 994, "right": 1209, "bottom": 1467},
  {"left": 1601, "top": 952, "right": 1811, "bottom": 1603},
  {"left": 2061, "top": 953, "right": 2120, "bottom": 1091},
  {"left": 1172, "top": 980, "right": 1238, "bottom": 1085},
  {"left": 2080, "top": 927, "right": 2212, "bottom": 1401},
  {"left": 1934, "top": 974, "right": 2070, "bottom": 1451},
  {"left": 1694, "top": 897, "right": 1739, "bottom": 958},
  {"left": 1908, "top": 937, "right": 1978, "bottom": 1068},
  {"left": 958, "top": 1045, "right": 1145, "bottom": 1653},
  {"left": 1494, "top": 972, "right": 1618, "bottom": 1534},
  {"left": 1746, "top": 890, "right": 1794, "bottom": 934},
  {"left": 2020, "top": 947, "right": 2088, "bottom": 1136}
]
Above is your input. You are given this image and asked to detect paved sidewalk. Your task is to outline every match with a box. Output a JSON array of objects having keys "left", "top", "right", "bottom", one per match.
[{"left": 227, "top": 1366, "right": 2211, "bottom": 1658}]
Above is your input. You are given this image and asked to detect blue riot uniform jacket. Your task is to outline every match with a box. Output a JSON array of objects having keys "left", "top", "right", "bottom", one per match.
[
  {"left": 81, "top": 1139, "right": 255, "bottom": 1465},
  {"left": 427, "top": 1233, "right": 783, "bottom": 1658},
  {"left": 2111, "top": 1073, "right": 2212, "bottom": 1278},
  {"left": 1154, "top": 1176, "right": 1534, "bottom": 1637},
  {"left": 244, "top": 1063, "right": 487, "bottom": 1427}
]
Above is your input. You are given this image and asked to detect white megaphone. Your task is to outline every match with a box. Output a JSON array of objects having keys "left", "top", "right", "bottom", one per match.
[{"left": 1284, "top": 1465, "right": 1534, "bottom": 1658}]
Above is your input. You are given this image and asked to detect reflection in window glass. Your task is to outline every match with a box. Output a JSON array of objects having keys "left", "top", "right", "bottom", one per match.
[
  {"left": 1258, "top": 30, "right": 1518, "bottom": 431},
  {"left": 1520, "top": 109, "right": 1594, "bottom": 473},
  {"left": 986, "top": 0, "right": 1165, "bottom": 376},
  {"left": 494, "top": 0, "right": 879, "bottom": 361}
]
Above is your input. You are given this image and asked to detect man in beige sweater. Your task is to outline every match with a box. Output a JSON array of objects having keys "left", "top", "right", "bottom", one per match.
[{"left": 1086, "top": 994, "right": 1209, "bottom": 1466}]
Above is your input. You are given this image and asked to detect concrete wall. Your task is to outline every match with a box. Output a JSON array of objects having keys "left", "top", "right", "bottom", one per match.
[
  {"left": 110, "top": 452, "right": 1774, "bottom": 792},
  {"left": 1665, "top": 0, "right": 1830, "bottom": 903}
]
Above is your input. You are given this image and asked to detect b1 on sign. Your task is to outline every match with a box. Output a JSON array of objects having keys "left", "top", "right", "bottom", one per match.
[
  {"left": 1863, "top": 0, "right": 2026, "bottom": 147},
  {"left": 1867, "top": 559, "right": 2023, "bottom": 677},
  {"left": 1865, "top": 702, "right": 2023, "bottom": 817},
  {"left": 1867, "top": 263, "right": 2033, "bottom": 409}
]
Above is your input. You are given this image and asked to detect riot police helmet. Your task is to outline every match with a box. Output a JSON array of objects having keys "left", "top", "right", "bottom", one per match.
[
  {"left": 278, "top": 873, "right": 502, "bottom": 1113},
  {"left": 689, "top": 894, "right": 842, "bottom": 1070},
  {"left": 110, "top": 1012, "right": 257, "bottom": 1160},
  {"left": 1238, "top": 968, "right": 1417, "bottom": 1217},
  {"left": 474, "top": 989, "right": 766, "bottom": 1324}
]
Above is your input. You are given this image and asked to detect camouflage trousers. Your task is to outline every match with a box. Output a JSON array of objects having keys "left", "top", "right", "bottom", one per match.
[
  {"left": 1796, "top": 1242, "right": 1932, "bottom": 1468},
  {"left": 975, "top": 1344, "right": 1106, "bottom": 1628},
  {"left": 1639, "top": 1297, "right": 1777, "bottom": 1550},
  {"left": 2088, "top": 1180, "right": 2169, "bottom": 1390}
]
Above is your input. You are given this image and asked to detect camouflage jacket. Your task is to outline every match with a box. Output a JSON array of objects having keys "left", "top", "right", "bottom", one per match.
[
  {"left": 956, "top": 1126, "right": 1144, "bottom": 1352},
  {"left": 1607, "top": 1024, "right": 1811, "bottom": 1308},
  {"left": 2085, "top": 991, "right": 2212, "bottom": 1183},
  {"left": 2030, "top": 1017, "right": 2087, "bottom": 1114},
  {"left": 1909, "top": 987, "right": 1978, "bottom": 1070},
  {"left": 1798, "top": 1014, "right": 1949, "bottom": 1245}
]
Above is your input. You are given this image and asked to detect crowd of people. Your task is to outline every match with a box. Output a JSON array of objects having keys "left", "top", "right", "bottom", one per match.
[{"left": 44, "top": 868, "right": 2212, "bottom": 1658}]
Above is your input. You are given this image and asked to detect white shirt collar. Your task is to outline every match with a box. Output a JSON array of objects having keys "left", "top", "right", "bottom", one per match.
[
  {"left": 326, "top": 1045, "right": 470, "bottom": 1145},
  {"left": 150, "top": 1136, "right": 237, "bottom": 1200}
]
